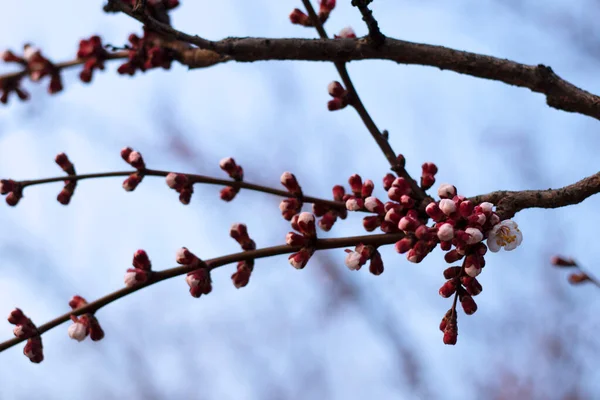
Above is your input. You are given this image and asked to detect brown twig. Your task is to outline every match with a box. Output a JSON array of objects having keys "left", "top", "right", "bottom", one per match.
[
  {"left": 299, "top": 0, "right": 426, "bottom": 202},
  {"left": 17, "top": 169, "right": 346, "bottom": 210},
  {"left": 0, "top": 232, "right": 405, "bottom": 353},
  {"left": 106, "top": 0, "right": 600, "bottom": 123},
  {"left": 351, "top": 0, "right": 386, "bottom": 47},
  {"left": 470, "top": 171, "right": 600, "bottom": 219}
]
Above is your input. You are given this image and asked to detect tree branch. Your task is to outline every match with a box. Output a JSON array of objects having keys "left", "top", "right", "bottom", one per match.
[
  {"left": 0, "top": 232, "right": 405, "bottom": 352},
  {"left": 17, "top": 169, "right": 346, "bottom": 210},
  {"left": 299, "top": 0, "right": 426, "bottom": 201},
  {"left": 351, "top": 0, "right": 386, "bottom": 47},
  {"left": 470, "top": 171, "right": 600, "bottom": 219}
]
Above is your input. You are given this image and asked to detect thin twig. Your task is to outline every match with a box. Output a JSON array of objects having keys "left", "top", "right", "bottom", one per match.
[
  {"left": 0, "top": 232, "right": 405, "bottom": 352},
  {"left": 299, "top": 0, "right": 426, "bottom": 202},
  {"left": 17, "top": 169, "right": 346, "bottom": 210},
  {"left": 351, "top": 0, "right": 386, "bottom": 47}
]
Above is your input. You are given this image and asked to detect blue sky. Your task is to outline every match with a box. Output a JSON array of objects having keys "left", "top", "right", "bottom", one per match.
[{"left": 1, "top": 1, "right": 599, "bottom": 399}]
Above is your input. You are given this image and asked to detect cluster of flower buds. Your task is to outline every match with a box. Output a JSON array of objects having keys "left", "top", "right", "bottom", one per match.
[
  {"left": 289, "top": 0, "right": 336, "bottom": 26},
  {"left": 279, "top": 172, "right": 303, "bottom": 220},
  {"left": 67, "top": 296, "right": 105, "bottom": 342},
  {"left": 166, "top": 172, "right": 194, "bottom": 205},
  {"left": 77, "top": 36, "right": 109, "bottom": 83},
  {"left": 420, "top": 162, "right": 437, "bottom": 190},
  {"left": 334, "top": 27, "right": 357, "bottom": 39},
  {"left": 550, "top": 255, "right": 596, "bottom": 285},
  {"left": 439, "top": 309, "right": 458, "bottom": 345},
  {"left": 118, "top": 29, "right": 175, "bottom": 76},
  {"left": 121, "top": 147, "right": 146, "bottom": 192},
  {"left": 8, "top": 309, "right": 43, "bottom": 363},
  {"left": 230, "top": 223, "right": 256, "bottom": 288},
  {"left": 287, "top": 212, "right": 317, "bottom": 269},
  {"left": 55, "top": 153, "right": 77, "bottom": 205},
  {"left": 327, "top": 81, "right": 349, "bottom": 111},
  {"left": 0, "top": 76, "right": 28, "bottom": 104},
  {"left": 0, "top": 179, "right": 22, "bottom": 206},
  {"left": 176, "top": 247, "right": 212, "bottom": 298},
  {"left": 344, "top": 244, "right": 384, "bottom": 275},
  {"left": 312, "top": 184, "right": 347, "bottom": 231},
  {"left": 2, "top": 45, "right": 63, "bottom": 94},
  {"left": 219, "top": 157, "right": 244, "bottom": 202},
  {"left": 124, "top": 249, "right": 153, "bottom": 287}
]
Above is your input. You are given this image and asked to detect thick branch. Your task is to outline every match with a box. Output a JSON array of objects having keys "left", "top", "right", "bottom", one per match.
[
  {"left": 0, "top": 232, "right": 404, "bottom": 352},
  {"left": 471, "top": 171, "right": 600, "bottom": 219}
]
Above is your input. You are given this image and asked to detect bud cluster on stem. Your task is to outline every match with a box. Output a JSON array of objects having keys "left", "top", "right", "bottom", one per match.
[
  {"left": 230, "top": 224, "right": 256, "bottom": 288},
  {"left": 8, "top": 309, "right": 43, "bottom": 363}
]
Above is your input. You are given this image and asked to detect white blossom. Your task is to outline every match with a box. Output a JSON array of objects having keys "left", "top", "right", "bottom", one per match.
[{"left": 487, "top": 220, "right": 522, "bottom": 252}]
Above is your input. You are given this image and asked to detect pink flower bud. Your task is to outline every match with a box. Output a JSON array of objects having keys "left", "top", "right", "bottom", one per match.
[
  {"left": 132, "top": 249, "right": 151, "bottom": 271},
  {"left": 345, "top": 197, "right": 363, "bottom": 211},
  {"left": 289, "top": 8, "right": 310, "bottom": 25},
  {"left": 336, "top": 26, "right": 356, "bottom": 39},
  {"left": 6, "top": 191, "right": 22, "bottom": 206},
  {"left": 443, "top": 266, "right": 462, "bottom": 279},
  {"left": 425, "top": 202, "right": 444, "bottom": 221},
  {"left": 394, "top": 237, "right": 413, "bottom": 254},
  {"left": 286, "top": 232, "right": 308, "bottom": 246},
  {"left": 289, "top": 248, "right": 312, "bottom": 269},
  {"left": 280, "top": 171, "right": 301, "bottom": 194},
  {"left": 398, "top": 216, "right": 420, "bottom": 232},
  {"left": 122, "top": 173, "right": 142, "bottom": 192},
  {"left": 297, "top": 212, "right": 316, "bottom": 237},
  {"left": 362, "top": 215, "right": 380, "bottom": 232},
  {"left": 176, "top": 247, "right": 200, "bottom": 266},
  {"left": 327, "top": 97, "right": 348, "bottom": 111},
  {"left": 345, "top": 251, "right": 363, "bottom": 271},
  {"left": 166, "top": 172, "right": 188, "bottom": 190},
  {"left": 465, "top": 227, "right": 483, "bottom": 244},
  {"left": 127, "top": 151, "right": 145, "bottom": 169},
  {"left": 348, "top": 174, "right": 362, "bottom": 195},
  {"left": 479, "top": 202, "right": 494, "bottom": 213},
  {"left": 439, "top": 279, "right": 457, "bottom": 298},
  {"left": 361, "top": 180, "right": 374, "bottom": 198},
  {"left": 327, "top": 81, "right": 345, "bottom": 97},
  {"left": 279, "top": 198, "right": 300, "bottom": 220},
  {"left": 0, "top": 179, "right": 16, "bottom": 195},
  {"left": 369, "top": 251, "right": 384, "bottom": 275},
  {"left": 364, "top": 196, "right": 384, "bottom": 214},
  {"left": 332, "top": 185, "right": 345, "bottom": 201},
  {"left": 219, "top": 186, "right": 237, "bottom": 202},
  {"left": 67, "top": 322, "right": 88, "bottom": 342},
  {"left": 437, "top": 183, "right": 456, "bottom": 199},
  {"left": 439, "top": 199, "right": 456, "bottom": 215},
  {"left": 420, "top": 174, "right": 435, "bottom": 190},
  {"left": 437, "top": 223, "right": 454, "bottom": 241},
  {"left": 444, "top": 250, "right": 463, "bottom": 263},
  {"left": 382, "top": 173, "right": 395, "bottom": 191},
  {"left": 461, "top": 295, "right": 477, "bottom": 315}
]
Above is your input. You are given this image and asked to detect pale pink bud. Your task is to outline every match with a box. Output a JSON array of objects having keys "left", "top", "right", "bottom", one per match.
[
  {"left": 479, "top": 202, "right": 494, "bottom": 213},
  {"left": 426, "top": 202, "right": 444, "bottom": 221},
  {"left": 124, "top": 270, "right": 139, "bottom": 287},
  {"left": 337, "top": 26, "right": 356, "bottom": 38},
  {"left": 437, "top": 183, "right": 456, "bottom": 199},
  {"left": 289, "top": 249, "right": 312, "bottom": 269},
  {"left": 68, "top": 322, "right": 88, "bottom": 342},
  {"left": 297, "top": 212, "right": 316, "bottom": 237},
  {"left": 344, "top": 251, "right": 363, "bottom": 271},
  {"left": 364, "top": 197, "right": 382, "bottom": 213},
  {"left": 395, "top": 238, "right": 413, "bottom": 253},
  {"left": 437, "top": 223, "right": 454, "bottom": 241},
  {"left": 176, "top": 247, "right": 199, "bottom": 265},
  {"left": 488, "top": 213, "right": 500, "bottom": 226},
  {"left": 280, "top": 172, "right": 301, "bottom": 194},
  {"left": 286, "top": 232, "right": 307, "bottom": 246},
  {"left": 465, "top": 227, "right": 483, "bottom": 244},
  {"left": 127, "top": 151, "right": 145, "bottom": 169},
  {"left": 439, "top": 199, "right": 456, "bottom": 215},
  {"left": 23, "top": 45, "right": 40, "bottom": 61},
  {"left": 327, "top": 81, "right": 345, "bottom": 97},
  {"left": 464, "top": 264, "right": 481, "bottom": 277},
  {"left": 345, "top": 197, "right": 363, "bottom": 211}
]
